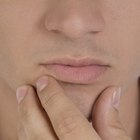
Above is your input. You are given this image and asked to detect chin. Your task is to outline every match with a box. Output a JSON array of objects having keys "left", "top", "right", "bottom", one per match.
[{"left": 58, "top": 81, "right": 104, "bottom": 123}]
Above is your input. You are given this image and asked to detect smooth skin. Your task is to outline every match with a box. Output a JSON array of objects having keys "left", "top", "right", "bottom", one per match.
[
  {"left": 0, "top": 0, "right": 140, "bottom": 139},
  {"left": 17, "top": 76, "right": 131, "bottom": 140}
]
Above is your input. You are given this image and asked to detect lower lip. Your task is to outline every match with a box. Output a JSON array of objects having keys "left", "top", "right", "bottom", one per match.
[{"left": 44, "top": 64, "right": 108, "bottom": 84}]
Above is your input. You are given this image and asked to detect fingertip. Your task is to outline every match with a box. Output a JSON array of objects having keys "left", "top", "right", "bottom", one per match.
[
  {"left": 91, "top": 86, "right": 121, "bottom": 124},
  {"left": 16, "top": 86, "right": 29, "bottom": 103},
  {"left": 112, "top": 87, "right": 122, "bottom": 110},
  {"left": 36, "top": 76, "right": 49, "bottom": 92}
]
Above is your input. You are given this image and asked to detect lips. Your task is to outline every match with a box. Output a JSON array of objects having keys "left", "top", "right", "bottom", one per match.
[{"left": 40, "top": 57, "right": 110, "bottom": 84}]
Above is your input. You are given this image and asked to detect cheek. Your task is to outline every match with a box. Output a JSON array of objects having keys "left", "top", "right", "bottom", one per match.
[
  {"left": 115, "top": 49, "right": 140, "bottom": 93},
  {"left": 119, "top": 33, "right": 140, "bottom": 79},
  {"left": 0, "top": 40, "right": 38, "bottom": 91}
]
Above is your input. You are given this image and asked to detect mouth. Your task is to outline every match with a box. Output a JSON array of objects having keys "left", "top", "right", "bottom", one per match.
[{"left": 40, "top": 57, "right": 110, "bottom": 84}]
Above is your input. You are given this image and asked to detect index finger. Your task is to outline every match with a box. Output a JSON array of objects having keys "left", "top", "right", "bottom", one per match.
[{"left": 36, "top": 76, "right": 101, "bottom": 140}]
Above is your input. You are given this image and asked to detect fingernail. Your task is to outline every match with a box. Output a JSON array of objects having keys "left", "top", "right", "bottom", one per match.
[
  {"left": 112, "top": 88, "right": 121, "bottom": 110},
  {"left": 16, "top": 86, "right": 29, "bottom": 103},
  {"left": 36, "top": 76, "right": 48, "bottom": 92}
]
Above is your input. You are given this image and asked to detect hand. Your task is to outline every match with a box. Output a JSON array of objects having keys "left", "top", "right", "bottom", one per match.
[{"left": 16, "top": 76, "right": 132, "bottom": 140}]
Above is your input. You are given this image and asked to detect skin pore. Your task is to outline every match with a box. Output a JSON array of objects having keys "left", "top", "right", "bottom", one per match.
[{"left": 0, "top": 0, "right": 140, "bottom": 139}]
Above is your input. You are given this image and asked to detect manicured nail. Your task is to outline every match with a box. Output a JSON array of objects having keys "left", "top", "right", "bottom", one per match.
[
  {"left": 16, "top": 86, "right": 29, "bottom": 103},
  {"left": 36, "top": 76, "right": 48, "bottom": 92},
  {"left": 112, "top": 88, "right": 122, "bottom": 110}
]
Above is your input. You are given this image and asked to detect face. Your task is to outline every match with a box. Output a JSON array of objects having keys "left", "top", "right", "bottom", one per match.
[{"left": 0, "top": 0, "right": 140, "bottom": 120}]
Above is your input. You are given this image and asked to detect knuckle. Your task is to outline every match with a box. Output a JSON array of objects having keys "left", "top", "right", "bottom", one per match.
[
  {"left": 17, "top": 123, "right": 27, "bottom": 140},
  {"left": 41, "top": 90, "right": 60, "bottom": 109},
  {"left": 28, "top": 134, "right": 47, "bottom": 140},
  {"left": 108, "top": 118, "right": 124, "bottom": 131},
  {"left": 56, "top": 109, "right": 82, "bottom": 137},
  {"left": 19, "top": 104, "right": 33, "bottom": 123},
  {"left": 108, "top": 120, "right": 131, "bottom": 139}
]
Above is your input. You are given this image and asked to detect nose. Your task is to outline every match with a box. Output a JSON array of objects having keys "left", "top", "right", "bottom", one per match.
[{"left": 44, "top": 0, "right": 105, "bottom": 39}]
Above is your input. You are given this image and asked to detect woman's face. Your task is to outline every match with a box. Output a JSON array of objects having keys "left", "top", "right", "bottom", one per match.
[{"left": 0, "top": 0, "right": 140, "bottom": 119}]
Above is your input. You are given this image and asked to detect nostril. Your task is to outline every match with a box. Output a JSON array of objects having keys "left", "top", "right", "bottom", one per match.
[{"left": 44, "top": 3, "right": 105, "bottom": 39}]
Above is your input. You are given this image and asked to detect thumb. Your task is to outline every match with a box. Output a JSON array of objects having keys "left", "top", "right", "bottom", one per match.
[{"left": 92, "top": 87, "right": 132, "bottom": 140}]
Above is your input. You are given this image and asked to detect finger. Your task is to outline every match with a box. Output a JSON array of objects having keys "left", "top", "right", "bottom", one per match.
[
  {"left": 92, "top": 87, "right": 132, "bottom": 140},
  {"left": 36, "top": 76, "right": 101, "bottom": 140},
  {"left": 17, "top": 123, "right": 27, "bottom": 140},
  {"left": 16, "top": 85, "right": 58, "bottom": 140}
]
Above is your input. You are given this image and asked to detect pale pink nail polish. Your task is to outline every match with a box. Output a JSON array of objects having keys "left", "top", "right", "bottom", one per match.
[
  {"left": 16, "top": 86, "right": 28, "bottom": 103},
  {"left": 36, "top": 76, "right": 48, "bottom": 92},
  {"left": 112, "top": 88, "right": 121, "bottom": 110}
]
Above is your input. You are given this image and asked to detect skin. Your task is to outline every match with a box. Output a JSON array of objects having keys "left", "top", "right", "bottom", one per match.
[{"left": 0, "top": 0, "right": 140, "bottom": 139}]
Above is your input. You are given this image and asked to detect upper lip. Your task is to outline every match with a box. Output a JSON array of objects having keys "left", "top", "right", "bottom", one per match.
[{"left": 40, "top": 57, "right": 110, "bottom": 67}]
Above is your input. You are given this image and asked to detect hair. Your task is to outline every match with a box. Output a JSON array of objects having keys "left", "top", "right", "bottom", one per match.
[{"left": 136, "top": 77, "right": 140, "bottom": 140}]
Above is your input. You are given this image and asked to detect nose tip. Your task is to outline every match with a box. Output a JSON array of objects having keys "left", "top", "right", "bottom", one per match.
[
  {"left": 44, "top": 3, "right": 105, "bottom": 39},
  {"left": 47, "top": 16, "right": 95, "bottom": 39}
]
